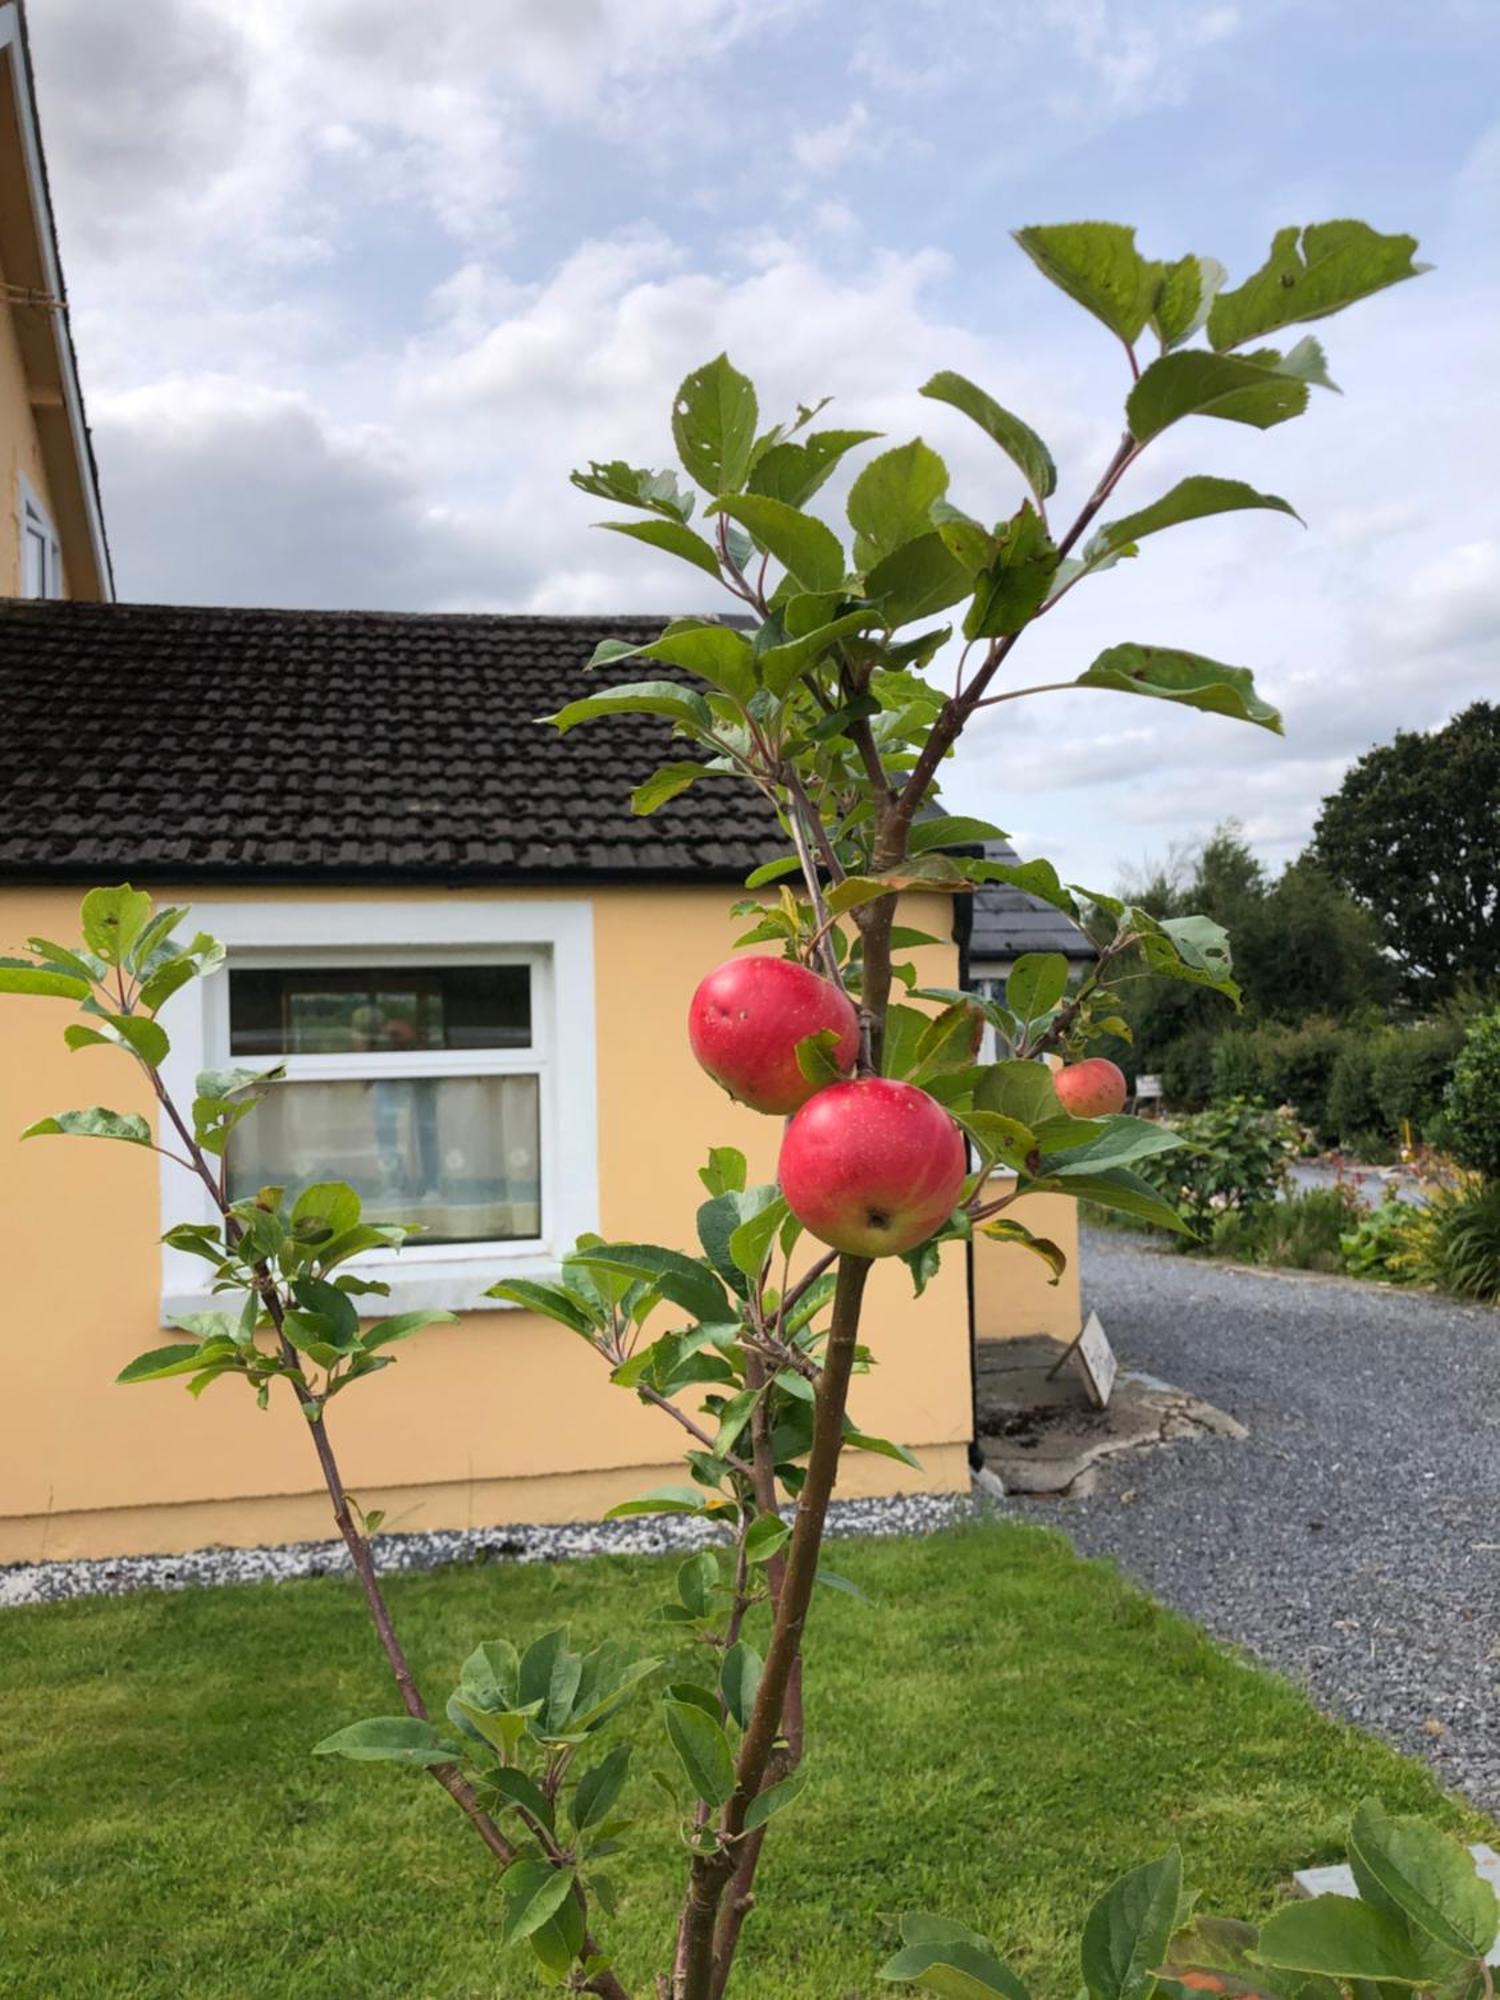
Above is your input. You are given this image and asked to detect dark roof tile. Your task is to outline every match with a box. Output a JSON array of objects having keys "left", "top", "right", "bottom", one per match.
[{"left": 0, "top": 600, "right": 781, "bottom": 883}]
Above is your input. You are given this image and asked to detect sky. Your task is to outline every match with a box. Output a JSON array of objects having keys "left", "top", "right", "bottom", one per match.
[{"left": 26, "top": 0, "right": 1500, "bottom": 893}]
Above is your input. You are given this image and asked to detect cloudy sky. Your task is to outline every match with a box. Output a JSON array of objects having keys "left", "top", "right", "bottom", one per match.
[{"left": 27, "top": 0, "right": 1499, "bottom": 890}]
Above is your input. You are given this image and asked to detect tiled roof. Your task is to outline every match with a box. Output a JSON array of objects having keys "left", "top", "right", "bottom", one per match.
[
  {"left": 0, "top": 600, "right": 783, "bottom": 882},
  {"left": 970, "top": 841, "right": 1096, "bottom": 965}
]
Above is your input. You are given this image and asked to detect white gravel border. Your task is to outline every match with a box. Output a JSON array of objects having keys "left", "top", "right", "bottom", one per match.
[{"left": 0, "top": 1488, "right": 982, "bottom": 1609}]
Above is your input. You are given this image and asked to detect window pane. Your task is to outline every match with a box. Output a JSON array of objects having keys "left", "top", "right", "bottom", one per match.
[
  {"left": 23, "top": 525, "right": 46, "bottom": 599},
  {"left": 229, "top": 964, "right": 531, "bottom": 1056},
  {"left": 227, "top": 1074, "right": 541, "bottom": 1244}
]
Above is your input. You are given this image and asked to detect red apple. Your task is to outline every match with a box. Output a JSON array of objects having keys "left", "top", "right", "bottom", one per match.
[
  {"left": 688, "top": 956, "right": 860, "bottom": 1115},
  {"left": 778, "top": 1077, "right": 968, "bottom": 1258},
  {"left": 1053, "top": 1057, "right": 1127, "bottom": 1118}
]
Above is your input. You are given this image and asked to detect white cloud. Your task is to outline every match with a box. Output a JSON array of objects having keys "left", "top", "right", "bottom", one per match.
[{"left": 793, "top": 103, "right": 872, "bottom": 174}]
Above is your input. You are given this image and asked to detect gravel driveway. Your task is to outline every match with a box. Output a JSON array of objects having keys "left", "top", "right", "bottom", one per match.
[{"left": 1050, "top": 1231, "right": 1500, "bottom": 1808}]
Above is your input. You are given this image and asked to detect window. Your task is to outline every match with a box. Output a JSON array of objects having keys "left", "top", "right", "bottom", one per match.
[
  {"left": 158, "top": 901, "right": 599, "bottom": 1319},
  {"left": 19, "top": 476, "right": 61, "bottom": 599}
]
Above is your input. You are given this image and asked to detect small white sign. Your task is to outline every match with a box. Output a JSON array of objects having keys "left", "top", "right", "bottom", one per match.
[{"left": 1076, "top": 1311, "right": 1117, "bottom": 1409}]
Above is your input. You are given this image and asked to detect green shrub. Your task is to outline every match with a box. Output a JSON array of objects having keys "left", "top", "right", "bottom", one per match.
[
  {"left": 1340, "top": 1195, "right": 1423, "bottom": 1282},
  {"left": 1211, "top": 1186, "right": 1364, "bottom": 1272},
  {"left": 1210, "top": 1030, "right": 1268, "bottom": 1102},
  {"left": 1446, "top": 1010, "right": 1500, "bottom": 1179},
  {"left": 1139, "top": 1097, "right": 1297, "bottom": 1239},
  {"left": 1326, "top": 1038, "right": 1383, "bottom": 1147},
  {"left": 1161, "top": 1027, "right": 1218, "bottom": 1109},
  {"left": 1435, "top": 1179, "right": 1500, "bottom": 1301},
  {"left": 1258, "top": 1016, "right": 1348, "bottom": 1134},
  {"left": 1371, "top": 1019, "right": 1465, "bottom": 1138}
]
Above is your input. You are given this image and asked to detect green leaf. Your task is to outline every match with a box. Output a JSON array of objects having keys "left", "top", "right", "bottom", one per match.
[
  {"left": 570, "top": 1744, "right": 632, "bottom": 1834},
  {"left": 744, "top": 1512, "right": 791, "bottom": 1564},
  {"left": 1081, "top": 1849, "right": 1183, "bottom": 2000},
  {"left": 498, "top": 1858, "right": 578, "bottom": 1948},
  {"left": 719, "top": 1641, "right": 762, "bottom": 1730},
  {"left": 698, "top": 1145, "right": 748, "bottom": 1196},
  {"left": 748, "top": 428, "right": 879, "bottom": 506},
  {"left": 845, "top": 1424, "right": 922, "bottom": 1470},
  {"left": 570, "top": 458, "right": 694, "bottom": 521},
  {"left": 1209, "top": 221, "right": 1425, "bottom": 352},
  {"left": 25, "top": 936, "right": 104, "bottom": 984},
  {"left": 794, "top": 1026, "right": 847, "bottom": 1090},
  {"left": 1127, "top": 349, "right": 1317, "bottom": 442},
  {"left": 1075, "top": 643, "right": 1283, "bottom": 733},
  {"left": 963, "top": 502, "right": 1057, "bottom": 642},
  {"left": 312, "top": 1716, "right": 459, "bottom": 1767},
  {"left": 729, "top": 1192, "right": 790, "bottom": 1279},
  {"left": 712, "top": 494, "right": 845, "bottom": 593},
  {"left": 1006, "top": 954, "right": 1069, "bottom": 1022},
  {"left": 979, "top": 1219, "right": 1067, "bottom": 1285},
  {"left": 361, "top": 1309, "right": 456, "bottom": 1354},
  {"left": 743, "top": 1766, "right": 809, "bottom": 1833},
  {"left": 664, "top": 1699, "right": 735, "bottom": 1806},
  {"left": 1151, "top": 254, "right": 1227, "bottom": 349},
  {"left": 596, "top": 516, "right": 722, "bottom": 582},
  {"left": 564, "top": 1243, "right": 730, "bottom": 1324},
  {"left": 909, "top": 816, "right": 1008, "bottom": 855},
  {"left": 80, "top": 886, "right": 155, "bottom": 966},
  {"left": 542, "top": 679, "right": 714, "bottom": 737},
  {"left": 1349, "top": 1799, "right": 1498, "bottom": 1961},
  {"left": 848, "top": 440, "right": 950, "bottom": 570},
  {"left": 974, "top": 1060, "right": 1062, "bottom": 1130},
  {"left": 1014, "top": 222, "right": 1162, "bottom": 345},
  {"left": 961, "top": 1111, "right": 1037, "bottom": 1171},
  {"left": 1257, "top": 1896, "right": 1434, "bottom": 1985},
  {"left": 920, "top": 370, "right": 1056, "bottom": 506},
  {"left": 1041, "top": 1116, "right": 1184, "bottom": 1177},
  {"left": 116, "top": 1340, "right": 225, "bottom": 1384},
  {"left": 867, "top": 532, "right": 973, "bottom": 626},
  {"left": 604, "top": 1484, "right": 722, "bottom": 1520},
  {"left": 0, "top": 957, "right": 91, "bottom": 1000},
  {"left": 631, "top": 761, "right": 710, "bottom": 816},
  {"left": 291, "top": 1182, "right": 361, "bottom": 1241},
  {"left": 1043, "top": 1165, "right": 1196, "bottom": 1236},
  {"left": 880, "top": 1936, "right": 1029, "bottom": 1998},
  {"left": 1085, "top": 477, "right": 1301, "bottom": 570},
  {"left": 756, "top": 607, "right": 882, "bottom": 697},
  {"left": 676, "top": 1549, "right": 720, "bottom": 1619},
  {"left": 485, "top": 1276, "right": 597, "bottom": 1334},
  {"left": 971, "top": 855, "right": 1079, "bottom": 919},
  {"left": 673, "top": 353, "right": 759, "bottom": 495},
  {"left": 460, "top": 1638, "right": 521, "bottom": 1708},
  {"left": 22, "top": 1107, "right": 153, "bottom": 1147}
]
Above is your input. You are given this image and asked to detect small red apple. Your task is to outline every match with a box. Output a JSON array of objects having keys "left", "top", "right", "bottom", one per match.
[
  {"left": 1053, "top": 1057, "right": 1127, "bottom": 1118},
  {"left": 778, "top": 1077, "right": 968, "bottom": 1258},
  {"left": 688, "top": 956, "right": 860, "bottom": 1115}
]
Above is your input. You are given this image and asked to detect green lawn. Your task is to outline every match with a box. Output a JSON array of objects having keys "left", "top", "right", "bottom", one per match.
[{"left": 0, "top": 1519, "right": 1480, "bottom": 1999}]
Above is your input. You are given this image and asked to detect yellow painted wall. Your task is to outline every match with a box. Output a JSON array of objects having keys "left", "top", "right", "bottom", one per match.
[
  {"left": 971, "top": 1179, "right": 1082, "bottom": 1342},
  {"left": 0, "top": 243, "right": 56, "bottom": 597},
  {"left": 0, "top": 884, "right": 977, "bottom": 1561}
]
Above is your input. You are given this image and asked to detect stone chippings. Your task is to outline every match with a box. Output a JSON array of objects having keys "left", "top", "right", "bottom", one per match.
[
  {"left": 1059, "top": 1230, "right": 1500, "bottom": 1811},
  {"left": 0, "top": 1491, "right": 971, "bottom": 1610}
]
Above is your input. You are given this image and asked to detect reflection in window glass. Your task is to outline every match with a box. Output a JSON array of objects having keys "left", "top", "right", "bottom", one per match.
[
  {"left": 229, "top": 965, "right": 531, "bottom": 1056},
  {"left": 227, "top": 1074, "right": 541, "bottom": 1244}
]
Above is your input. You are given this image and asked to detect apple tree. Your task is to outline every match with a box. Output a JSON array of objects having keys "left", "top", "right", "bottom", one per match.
[{"left": 0, "top": 219, "right": 1425, "bottom": 1998}]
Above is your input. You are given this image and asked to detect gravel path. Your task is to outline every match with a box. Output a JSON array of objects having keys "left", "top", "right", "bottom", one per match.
[{"left": 1053, "top": 1230, "right": 1500, "bottom": 1808}]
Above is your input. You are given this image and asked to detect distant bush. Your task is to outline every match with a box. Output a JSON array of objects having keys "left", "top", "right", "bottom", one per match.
[
  {"left": 1138, "top": 1097, "right": 1297, "bottom": 1240},
  {"left": 1161, "top": 1027, "right": 1217, "bottom": 1110},
  {"left": 1256, "top": 1016, "right": 1348, "bottom": 1133},
  {"left": 1371, "top": 1019, "right": 1467, "bottom": 1140},
  {"left": 1446, "top": 1010, "right": 1500, "bottom": 1179},
  {"left": 1326, "top": 1039, "right": 1382, "bottom": 1145},
  {"left": 1213, "top": 1185, "right": 1361, "bottom": 1272},
  {"left": 1210, "top": 1030, "right": 1267, "bottom": 1102},
  {"left": 1340, "top": 1195, "right": 1424, "bottom": 1283}
]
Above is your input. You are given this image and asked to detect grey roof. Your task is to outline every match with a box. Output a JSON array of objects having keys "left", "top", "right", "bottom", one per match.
[{"left": 969, "top": 841, "right": 1096, "bottom": 965}]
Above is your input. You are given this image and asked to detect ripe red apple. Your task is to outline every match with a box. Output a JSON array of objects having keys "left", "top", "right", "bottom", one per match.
[
  {"left": 1053, "top": 1057, "right": 1127, "bottom": 1118},
  {"left": 778, "top": 1077, "right": 968, "bottom": 1258},
  {"left": 688, "top": 956, "right": 860, "bottom": 1115}
]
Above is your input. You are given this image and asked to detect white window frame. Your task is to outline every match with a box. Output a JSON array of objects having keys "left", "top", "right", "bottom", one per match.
[
  {"left": 19, "top": 473, "right": 62, "bottom": 599},
  {"left": 157, "top": 898, "right": 599, "bottom": 1322}
]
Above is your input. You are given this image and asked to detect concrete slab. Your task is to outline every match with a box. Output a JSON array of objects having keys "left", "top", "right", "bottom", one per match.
[{"left": 975, "top": 1335, "right": 1246, "bottom": 1497}]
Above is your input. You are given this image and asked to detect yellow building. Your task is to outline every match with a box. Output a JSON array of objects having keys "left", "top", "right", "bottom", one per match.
[
  {"left": 0, "top": 4, "right": 1079, "bottom": 1566},
  {"left": 0, "top": 0, "right": 111, "bottom": 604}
]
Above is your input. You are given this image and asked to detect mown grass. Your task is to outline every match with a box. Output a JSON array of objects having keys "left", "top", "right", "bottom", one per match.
[{"left": 0, "top": 1519, "right": 1481, "bottom": 1999}]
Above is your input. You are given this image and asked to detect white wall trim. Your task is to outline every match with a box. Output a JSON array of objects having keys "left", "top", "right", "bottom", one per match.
[
  {"left": 0, "top": 4, "right": 114, "bottom": 598},
  {"left": 156, "top": 897, "right": 599, "bottom": 1322}
]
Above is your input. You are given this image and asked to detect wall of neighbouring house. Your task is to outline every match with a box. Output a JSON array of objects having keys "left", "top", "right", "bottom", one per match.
[
  {"left": 0, "top": 882, "right": 1076, "bottom": 1562},
  {"left": 970, "top": 1179, "right": 1083, "bottom": 1341},
  {"left": 0, "top": 244, "right": 56, "bottom": 597}
]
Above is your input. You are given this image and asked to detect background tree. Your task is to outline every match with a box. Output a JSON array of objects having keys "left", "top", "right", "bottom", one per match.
[{"left": 1313, "top": 702, "right": 1500, "bottom": 1001}]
